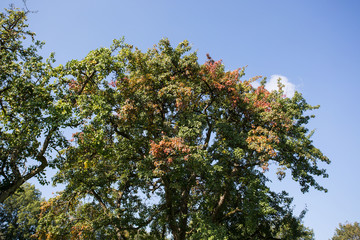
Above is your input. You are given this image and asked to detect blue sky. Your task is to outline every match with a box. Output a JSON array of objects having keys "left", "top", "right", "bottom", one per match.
[{"left": 2, "top": 1, "right": 360, "bottom": 239}]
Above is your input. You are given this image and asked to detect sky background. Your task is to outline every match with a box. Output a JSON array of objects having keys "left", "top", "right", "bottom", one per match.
[{"left": 1, "top": 1, "right": 360, "bottom": 239}]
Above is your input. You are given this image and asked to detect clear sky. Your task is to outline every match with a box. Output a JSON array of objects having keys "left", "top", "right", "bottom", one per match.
[{"left": 2, "top": 1, "right": 360, "bottom": 239}]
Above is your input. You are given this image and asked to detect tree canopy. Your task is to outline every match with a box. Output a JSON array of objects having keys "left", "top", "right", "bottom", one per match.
[
  {"left": 331, "top": 222, "right": 360, "bottom": 240},
  {"left": 1, "top": 7, "right": 329, "bottom": 240}
]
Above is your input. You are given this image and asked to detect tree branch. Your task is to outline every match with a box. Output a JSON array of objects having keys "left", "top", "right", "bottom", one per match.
[
  {"left": 203, "top": 118, "right": 213, "bottom": 150},
  {"left": 90, "top": 189, "right": 109, "bottom": 214},
  {"left": 77, "top": 71, "right": 96, "bottom": 96},
  {"left": 0, "top": 86, "right": 11, "bottom": 96}
]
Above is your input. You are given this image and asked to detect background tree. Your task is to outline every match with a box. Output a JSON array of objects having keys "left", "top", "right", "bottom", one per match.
[
  {"left": 0, "top": 7, "right": 75, "bottom": 203},
  {"left": 0, "top": 183, "right": 42, "bottom": 239},
  {"left": 331, "top": 222, "right": 360, "bottom": 240},
  {"left": 37, "top": 39, "right": 328, "bottom": 239}
]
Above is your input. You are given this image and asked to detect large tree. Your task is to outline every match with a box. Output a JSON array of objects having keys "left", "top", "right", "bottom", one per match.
[{"left": 36, "top": 39, "right": 329, "bottom": 239}]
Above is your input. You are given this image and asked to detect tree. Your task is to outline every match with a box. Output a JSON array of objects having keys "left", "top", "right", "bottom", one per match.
[
  {"left": 331, "top": 222, "right": 360, "bottom": 240},
  {"left": 0, "top": 8, "right": 75, "bottom": 203},
  {"left": 36, "top": 38, "right": 329, "bottom": 239},
  {"left": 0, "top": 182, "right": 42, "bottom": 239}
]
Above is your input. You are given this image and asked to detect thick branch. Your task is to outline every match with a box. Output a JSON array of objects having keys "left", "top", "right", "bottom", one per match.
[
  {"left": 90, "top": 189, "right": 109, "bottom": 214},
  {"left": 163, "top": 177, "right": 178, "bottom": 239},
  {"left": 0, "top": 128, "right": 56, "bottom": 203},
  {"left": 179, "top": 173, "right": 195, "bottom": 239},
  {"left": 203, "top": 119, "right": 213, "bottom": 150},
  {"left": 109, "top": 116, "right": 132, "bottom": 140},
  {"left": 211, "top": 189, "right": 229, "bottom": 223},
  {"left": 0, "top": 154, "right": 48, "bottom": 203},
  {"left": 0, "top": 86, "right": 11, "bottom": 96},
  {"left": 77, "top": 71, "right": 96, "bottom": 95},
  {"left": 38, "top": 128, "right": 55, "bottom": 157},
  {"left": 211, "top": 166, "right": 240, "bottom": 222}
]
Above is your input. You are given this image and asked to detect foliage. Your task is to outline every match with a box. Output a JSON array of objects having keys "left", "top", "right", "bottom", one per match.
[
  {"left": 35, "top": 38, "right": 328, "bottom": 239},
  {"left": 0, "top": 8, "right": 73, "bottom": 203},
  {"left": 275, "top": 218, "right": 314, "bottom": 240},
  {"left": 331, "top": 222, "right": 360, "bottom": 240},
  {"left": 0, "top": 183, "right": 42, "bottom": 239}
]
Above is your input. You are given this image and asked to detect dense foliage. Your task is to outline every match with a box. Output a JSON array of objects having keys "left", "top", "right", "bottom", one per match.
[
  {"left": 0, "top": 183, "right": 42, "bottom": 239},
  {"left": 331, "top": 222, "right": 360, "bottom": 240},
  {"left": 1, "top": 8, "right": 329, "bottom": 240}
]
